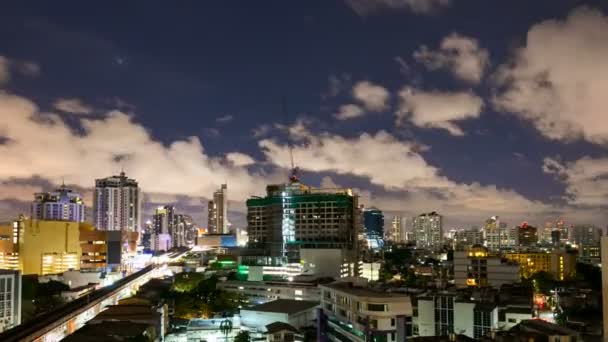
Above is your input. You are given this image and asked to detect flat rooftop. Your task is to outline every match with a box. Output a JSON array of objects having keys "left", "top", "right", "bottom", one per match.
[
  {"left": 242, "top": 299, "right": 319, "bottom": 315},
  {"left": 323, "top": 282, "right": 410, "bottom": 299}
]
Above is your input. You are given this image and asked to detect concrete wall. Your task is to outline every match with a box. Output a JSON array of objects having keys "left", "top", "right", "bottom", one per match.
[
  {"left": 417, "top": 298, "right": 435, "bottom": 336},
  {"left": 300, "top": 248, "right": 343, "bottom": 278},
  {"left": 454, "top": 301, "right": 475, "bottom": 337}
]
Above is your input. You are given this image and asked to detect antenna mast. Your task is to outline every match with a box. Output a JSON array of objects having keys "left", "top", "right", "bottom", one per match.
[{"left": 282, "top": 96, "right": 298, "bottom": 183}]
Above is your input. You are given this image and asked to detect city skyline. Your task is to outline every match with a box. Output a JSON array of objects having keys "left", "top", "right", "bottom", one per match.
[{"left": 2, "top": 1, "right": 608, "bottom": 229}]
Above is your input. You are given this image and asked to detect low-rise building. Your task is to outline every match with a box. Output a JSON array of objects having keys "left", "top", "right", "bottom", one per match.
[
  {"left": 453, "top": 246, "right": 520, "bottom": 288},
  {"left": 217, "top": 277, "right": 323, "bottom": 304},
  {"left": 0, "top": 270, "right": 20, "bottom": 333},
  {"left": 240, "top": 299, "right": 318, "bottom": 332},
  {"left": 504, "top": 250, "right": 577, "bottom": 280},
  {"left": 318, "top": 278, "right": 412, "bottom": 342},
  {"left": 265, "top": 322, "right": 303, "bottom": 342}
]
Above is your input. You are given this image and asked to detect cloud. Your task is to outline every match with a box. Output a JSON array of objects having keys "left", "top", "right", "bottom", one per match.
[
  {"left": 0, "top": 92, "right": 281, "bottom": 206},
  {"left": 334, "top": 104, "right": 365, "bottom": 120},
  {"left": 226, "top": 152, "right": 256, "bottom": 167},
  {"left": 324, "top": 73, "right": 352, "bottom": 98},
  {"left": 543, "top": 156, "right": 608, "bottom": 207},
  {"left": 260, "top": 128, "right": 553, "bottom": 224},
  {"left": 53, "top": 98, "right": 94, "bottom": 115},
  {"left": 216, "top": 114, "right": 234, "bottom": 124},
  {"left": 352, "top": 81, "right": 390, "bottom": 112},
  {"left": 493, "top": 7, "right": 608, "bottom": 144},
  {"left": 414, "top": 33, "right": 489, "bottom": 83},
  {"left": 345, "top": 0, "right": 450, "bottom": 16},
  {"left": 397, "top": 87, "right": 483, "bottom": 135},
  {"left": 333, "top": 81, "right": 390, "bottom": 121}
]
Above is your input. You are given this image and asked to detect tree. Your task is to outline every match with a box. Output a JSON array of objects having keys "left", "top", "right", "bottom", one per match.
[
  {"left": 220, "top": 319, "right": 233, "bottom": 342},
  {"left": 234, "top": 331, "right": 250, "bottom": 342},
  {"left": 530, "top": 271, "right": 554, "bottom": 295}
]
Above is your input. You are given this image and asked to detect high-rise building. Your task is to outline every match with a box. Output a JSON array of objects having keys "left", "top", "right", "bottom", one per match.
[
  {"left": 517, "top": 222, "right": 538, "bottom": 248},
  {"left": 363, "top": 207, "right": 384, "bottom": 239},
  {"left": 0, "top": 270, "right": 21, "bottom": 333},
  {"left": 31, "top": 185, "right": 85, "bottom": 222},
  {"left": 173, "top": 214, "right": 194, "bottom": 248},
  {"left": 246, "top": 179, "right": 360, "bottom": 278},
  {"left": 412, "top": 212, "right": 443, "bottom": 250},
  {"left": 601, "top": 237, "right": 608, "bottom": 339},
  {"left": 151, "top": 206, "right": 192, "bottom": 250},
  {"left": 569, "top": 224, "right": 602, "bottom": 247},
  {"left": 208, "top": 184, "right": 228, "bottom": 234},
  {"left": 153, "top": 206, "right": 175, "bottom": 235},
  {"left": 483, "top": 216, "right": 516, "bottom": 251},
  {"left": 93, "top": 172, "right": 142, "bottom": 233},
  {"left": 453, "top": 228, "right": 483, "bottom": 251},
  {"left": 389, "top": 216, "right": 406, "bottom": 243}
]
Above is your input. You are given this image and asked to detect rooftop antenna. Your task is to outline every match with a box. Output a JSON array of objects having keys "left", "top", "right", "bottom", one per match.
[{"left": 282, "top": 96, "right": 298, "bottom": 183}]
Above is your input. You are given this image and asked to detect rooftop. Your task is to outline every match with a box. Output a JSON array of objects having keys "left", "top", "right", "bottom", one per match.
[
  {"left": 514, "top": 319, "right": 579, "bottom": 336},
  {"left": 323, "top": 281, "right": 411, "bottom": 299},
  {"left": 243, "top": 299, "right": 319, "bottom": 315},
  {"left": 62, "top": 321, "right": 153, "bottom": 342},
  {"left": 266, "top": 322, "right": 299, "bottom": 334}
]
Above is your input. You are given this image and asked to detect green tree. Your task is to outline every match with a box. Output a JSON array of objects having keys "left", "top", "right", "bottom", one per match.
[{"left": 234, "top": 330, "right": 250, "bottom": 342}]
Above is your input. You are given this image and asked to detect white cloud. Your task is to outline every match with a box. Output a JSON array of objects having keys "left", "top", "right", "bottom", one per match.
[
  {"left": 0, "top": 56, "right": 9, "bottom": 84},
  {"left": 397, "top": 87, "right": 483, "bottom": 135},
  {"left": 216, "top": 114, "right": 234, "bottom": 123},
  {"left": 260, "top": 128, "right": 553, "bottom": 224},
  {"left": 345, "top": 0, "right": 450, "bottom": 16},
  {"left": 352, "top": 81, "right": 390, "bottom": 112},
  {"left": 0, "top": 92, "right": 281, "bottom": 204},
  {"left": 414, "top": 33, "right": 489, "bottom": 83},
  {"left": 493, "top": 7, "right": 608, "bottom": 144},
  {"left": 53, "top": 98, "right": 94, "bottom": 115},
  {"left": 226, "top": 152, "right": 256, "bottom": 167},
  {"left": 543, "top": 156, "right": 608, "bottom": 207},
  {"left": 334, "top": 104, "right": 364, "bottom": 120}
]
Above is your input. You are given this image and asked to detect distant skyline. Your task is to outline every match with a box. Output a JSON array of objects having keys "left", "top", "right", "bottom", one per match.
[{"left": 1, "top": 1, "right": 608, "bottom": 229}]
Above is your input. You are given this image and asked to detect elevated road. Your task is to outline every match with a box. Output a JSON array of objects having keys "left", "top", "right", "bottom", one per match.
[{"left": 0, "top": 264, "right": 158, "bottom": 342}]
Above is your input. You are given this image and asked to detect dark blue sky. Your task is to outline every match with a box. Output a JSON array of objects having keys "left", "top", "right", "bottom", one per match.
[{"left": 1, "top": 0, "right": 608, "bottom": 228}]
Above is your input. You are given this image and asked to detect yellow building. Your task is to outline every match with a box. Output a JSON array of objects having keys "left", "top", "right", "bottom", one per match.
[
  {"left": 18, "top": 219, "right": 81, "bottom": 275},
  {"left": 504, "top": 251, "right": 576, "bottom": 280}
]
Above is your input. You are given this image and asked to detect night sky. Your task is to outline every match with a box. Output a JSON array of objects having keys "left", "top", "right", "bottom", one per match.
[{"left": 1, "top": 0, "right": 608, "bottom": 229}]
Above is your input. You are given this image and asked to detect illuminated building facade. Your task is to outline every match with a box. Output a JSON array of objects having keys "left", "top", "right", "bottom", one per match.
[
  {"left": 31, "top": 185, "right": 85, "bottom": 222},
  {"left": 208, "top": 184, "right": 228, "bottom": 234},
  {"left": 504, "top": 251, "right": 577, "bottom": 280},
  {"left": 0, "top": 218, "right": 137, "bottom": 275},
  {"left": 412, "top": 211, "right": 443, "bottom": 250},
  {"left": 483, "top": 216, "right": 516, "bottom": 251},
  {"left": 363, "top": 207, "right": 384, "bottom": 249},
  {"left": 246, "top": 180, "right": 360, "bottom": 277},
  {"left": 0, "top": 270, "right": 21, "bottom": 333},
  {"left": 453, "top": 246, "right": 520, "bottom": 288},
  {"left": 93, "top": 172, "right": 142, "bottom": 232},
  {"left": 453, "top": 228, "right": 483, "bottom": 251},
  {"left": 17, "top": 219, "right": 81, "bottom": 275},
  {"left": 389, "top": 216, "right": 406, "bottom": 243}
]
